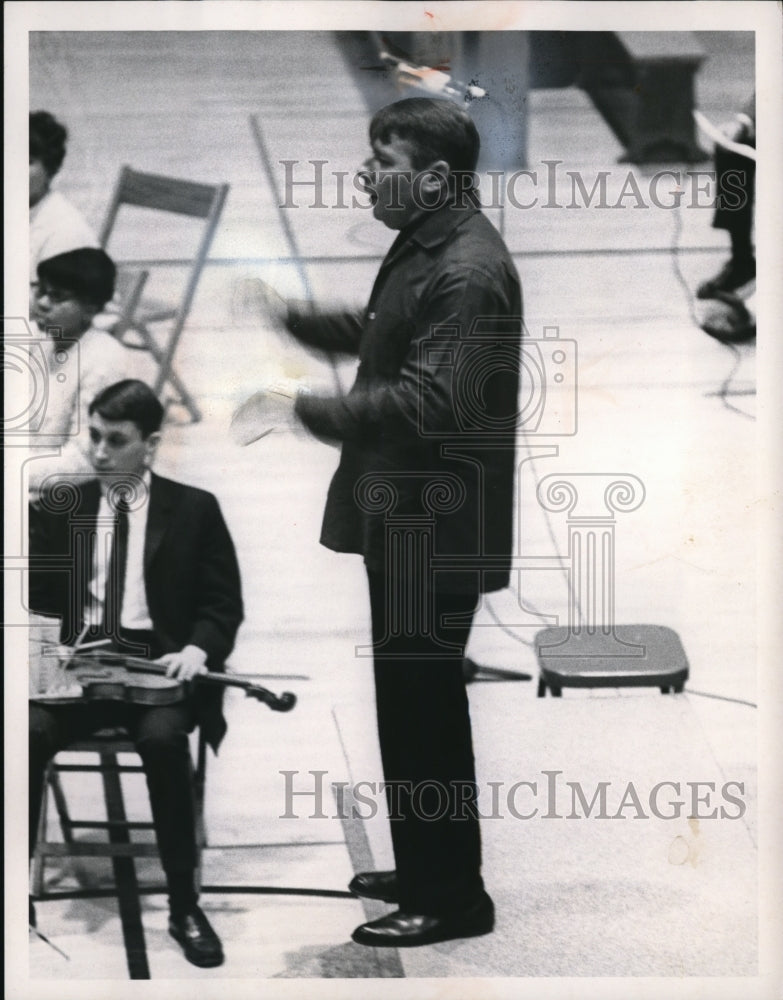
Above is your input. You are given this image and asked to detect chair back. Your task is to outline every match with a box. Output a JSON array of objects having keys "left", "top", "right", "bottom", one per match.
[{"left": 98, "top": 166, "right": 229, "bottom": 420}]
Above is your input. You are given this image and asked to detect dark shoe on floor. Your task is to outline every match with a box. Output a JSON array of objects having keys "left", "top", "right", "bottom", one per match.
[
  {"left": 351, "top": 891, "right": 494, "bottom": 947},
  {"left": 348, "top": 870, "right": 399, "bottom": 903},
  {"left": 696, "top": 256, "right": 756, "bottom": 299},
  {"left": 169, "top": 905, "right": 224, "bottom": 967}
]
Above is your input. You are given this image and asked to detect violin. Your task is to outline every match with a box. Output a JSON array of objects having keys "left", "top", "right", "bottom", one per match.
[{"left": 30, "top": 648, "right": 296, "bottom": 712}]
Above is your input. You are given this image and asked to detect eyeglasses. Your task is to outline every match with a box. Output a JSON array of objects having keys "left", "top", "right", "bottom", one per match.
[{"left": 30, "top": 283, "right": 78, "bottom": 304}]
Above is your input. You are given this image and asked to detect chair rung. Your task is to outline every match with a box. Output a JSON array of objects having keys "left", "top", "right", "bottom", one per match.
[
  {"left": 54, "top": 764, "right": 145, "bottom": 773},
  {"left": 64, "top": 820, "right": 156, "bottom": 831},
  {"left": 37, "top": 842, "right": 161, "bottom": 858}
]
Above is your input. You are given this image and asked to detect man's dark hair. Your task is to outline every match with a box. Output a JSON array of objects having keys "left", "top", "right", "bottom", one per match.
[
  {"left": 89, "top": 380, "right": 165, "bottom": 439},
  {"left": 36, "top": 248, "right": 116, "bottom": 309},
  {"left": 369, "top": 97, "right": 481, "bottom": 174},
  {"left": 30, "top": 111, "right": 68, "bottom": 178}
]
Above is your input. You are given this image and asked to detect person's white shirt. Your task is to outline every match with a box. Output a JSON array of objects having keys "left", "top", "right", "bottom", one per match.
[
  {"left": 30, "top": 189, "right": 99, "bottom": 282},
  {"left": 86, "top": 470, "right": 154, "bottom": 631},
  {"left": 27, "top": 326, "right": 134, "bottom": 495}
]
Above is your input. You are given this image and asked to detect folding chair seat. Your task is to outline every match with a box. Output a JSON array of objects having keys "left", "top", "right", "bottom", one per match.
[
  {"left": 31, "top": 726, "right": 207, "bottom": 899},
  {"left": 535, "top": 624, "right": 689, "bottom": 697},
  {"left": 99, "top": 166, "right": 229, "bottom": 422}
]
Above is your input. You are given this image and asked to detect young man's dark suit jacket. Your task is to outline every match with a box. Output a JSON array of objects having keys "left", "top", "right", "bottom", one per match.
[{"left": 29, "top": 473, "right": 244, "bottom": 751}]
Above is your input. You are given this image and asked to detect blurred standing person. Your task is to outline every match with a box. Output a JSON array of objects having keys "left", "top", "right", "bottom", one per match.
[{"left": 697, "top": 94, "right": 756, "bottom": 299}]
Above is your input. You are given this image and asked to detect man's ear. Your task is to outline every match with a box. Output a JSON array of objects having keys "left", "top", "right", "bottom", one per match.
[
  {"left": 420, "top": 159, "right": 451, "bottom": 193},
  {"left": 144, "top": 431, "right": 162, "bottom": 465}
]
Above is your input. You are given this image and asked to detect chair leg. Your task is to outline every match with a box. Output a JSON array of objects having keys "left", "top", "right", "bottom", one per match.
[
  {"left": 49, "top": 770, "right": 75, "bottom": 843},
  {"left": 31, "top": 779, "right": 50, "bottom": 897},
  {"left": 123, "top": 319, "right": 202, "bottom": 423},
  {"left": 193, "top": 731, "right": 207, "bottom": 891},
  {"left": 537, "top": 678, "right": 547, "bottom": 697}
]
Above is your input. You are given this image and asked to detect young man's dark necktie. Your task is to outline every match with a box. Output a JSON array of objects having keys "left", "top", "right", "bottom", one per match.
[{"left": 103, "top": 496, "right": 130, "bottom": 635}]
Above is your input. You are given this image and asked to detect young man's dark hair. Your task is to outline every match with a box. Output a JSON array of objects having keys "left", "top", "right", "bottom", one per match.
[
  {"left": 369, "top": 97, "right": 481, "bottom": 174},
  {"left": 89, "top": 379, "right": 165, "bottom": 438},
  {"left": 29, "top": 110, "right": 68, "bottom": 178},
  {"left": 36, "top": 247, "right": 116, "bottom": 310}
]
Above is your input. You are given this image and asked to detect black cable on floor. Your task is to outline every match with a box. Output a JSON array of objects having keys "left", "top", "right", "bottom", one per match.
[{"left": 684, "top": 688, "right": 757, "bottom": 709}]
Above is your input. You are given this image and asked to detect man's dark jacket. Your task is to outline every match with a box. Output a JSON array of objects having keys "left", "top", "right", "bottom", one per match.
[
  {"left": 291, "top": 202, "right": 523, "bottom": 593},
  {"left": 28, "top": 473, "right": 244, "bottom": 750}
]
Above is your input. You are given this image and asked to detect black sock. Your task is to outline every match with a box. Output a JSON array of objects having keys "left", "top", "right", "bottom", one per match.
[
  {"left": 168, "top": 871, "right": 197, "bottom": 916},
  {"left": 730, "top": 232, "right": 754, "bottom": 264}
]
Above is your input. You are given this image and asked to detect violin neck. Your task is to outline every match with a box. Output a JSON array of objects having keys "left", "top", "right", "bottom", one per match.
[{"left": 122, "top": 656, "right": 249, "bottom": 692}]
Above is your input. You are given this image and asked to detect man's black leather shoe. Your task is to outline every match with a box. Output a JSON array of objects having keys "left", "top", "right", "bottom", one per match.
[
  {"left": 348, "top": 870, "right": 399, "bottom": 903},
  {"left": 168, "top": 905, "right": 224, "bottom": 967},
  {"left": 696, "top": 256, "right": 756, "bottom": 299},
  {"left": 351, "top": 892, "right": 494, "bottom": 947}
]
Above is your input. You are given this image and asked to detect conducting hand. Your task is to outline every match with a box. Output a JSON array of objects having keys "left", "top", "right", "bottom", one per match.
[
  {"left": 232, "top": 276, "right": 288, "bottom": 327},
  {"left": 230, "top": 376, "right": 314, "bottom": 446}
]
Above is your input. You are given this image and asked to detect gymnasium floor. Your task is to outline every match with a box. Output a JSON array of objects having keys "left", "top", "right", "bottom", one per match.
[{"left": 13, "top": 19, "right": 778, "bottom": 996}]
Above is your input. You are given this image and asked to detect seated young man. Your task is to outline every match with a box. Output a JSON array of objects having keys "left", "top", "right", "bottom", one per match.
[
  {"left": 29, "top": 379, "right": 244, "bottom": 968},
  {"left": 28, "top": 247, "right": 133, "bottom": 497}
]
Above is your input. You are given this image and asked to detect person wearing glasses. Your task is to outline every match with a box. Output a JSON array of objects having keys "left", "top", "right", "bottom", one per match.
[{"left": 28, "top": 247, "right": 132, "bottom": 497}]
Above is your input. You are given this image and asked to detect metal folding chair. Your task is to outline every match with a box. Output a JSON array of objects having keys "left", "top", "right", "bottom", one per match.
[{"left": 99, "top": 166, "right": 229, "bottom": 422}]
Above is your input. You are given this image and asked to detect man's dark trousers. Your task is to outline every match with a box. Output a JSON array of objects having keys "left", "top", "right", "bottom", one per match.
[{"left": 368, "top": 569, "right": 484, "bottom": 915}]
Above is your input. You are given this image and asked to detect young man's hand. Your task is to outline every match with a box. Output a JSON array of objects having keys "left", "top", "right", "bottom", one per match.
[{"left": 157, "top": 644, "right": 209, "bottom": 681}]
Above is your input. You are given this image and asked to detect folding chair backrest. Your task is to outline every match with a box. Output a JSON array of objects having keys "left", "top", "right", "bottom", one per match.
[
  {"left": 98, "top": 166, "right": 229, "bottom": 420},
  {"left": 109, "top": 267, "right": 149, "bottom": 340},
  {"left": 99, "top": 167, "right": 226, "bottom": 238}
]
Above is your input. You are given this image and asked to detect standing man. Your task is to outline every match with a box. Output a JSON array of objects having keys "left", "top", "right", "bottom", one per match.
[
  {"left": 29, "top": 379, "right": 243, "bottom": 967},
  {"left": 258, "top": 97, "right": 522, "bottom": 946}
]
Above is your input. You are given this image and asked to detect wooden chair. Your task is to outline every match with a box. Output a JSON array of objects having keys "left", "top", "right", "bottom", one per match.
[
  {"left": 31, "top": 727, "right": 208, "bottom": 899},
  {"left": 99, "top": 166, "right": 229, "bottom": 422}
]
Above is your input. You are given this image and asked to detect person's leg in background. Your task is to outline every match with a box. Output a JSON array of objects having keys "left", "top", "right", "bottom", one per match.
[{"left": 697, "top": 144, "right": 756, "bottom": 299}]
